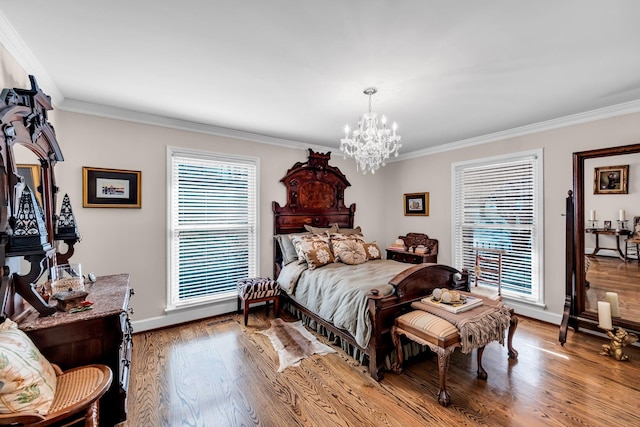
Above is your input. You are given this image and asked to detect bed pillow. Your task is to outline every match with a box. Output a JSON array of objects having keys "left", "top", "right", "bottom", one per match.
[
  {"left": 302, "top": 241, "right": 335, "bottom": 269},
  {"left": 0, "top": 319, "right": 57, "bottom": 415},
  {"left": 291, "top": 233, "right": 330, "bottom": 264},
  {"left": 304, "top": 223, "right": 338, "bottom": 234},
  {"left": 337, "top": 226, "right": 362, "bottom": 235},
  {"left": 275, "top": 233, "right": 307, "bottom": 265},
  {"left": 334, "top": 239, "right": 367, "bottom": 265},
  {"left": 328, "top": 232, "right": 365, "bottom": 259},
  {"left": 363, "top": 242, "right": 382, "bottom": 260}
]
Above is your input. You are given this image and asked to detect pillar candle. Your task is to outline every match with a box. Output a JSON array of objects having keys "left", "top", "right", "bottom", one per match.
[
  {"left": 619, "top": 209, "right": 626, "bottom": 221},
  {"left": 598, "top": 301, "right": 613, "bottom": 330},
  {"left": 606, "top": 292, "right": 620, "bottom": 317},
  {"left": 590, "top": 210, "right": 596, "bottom": 221}
]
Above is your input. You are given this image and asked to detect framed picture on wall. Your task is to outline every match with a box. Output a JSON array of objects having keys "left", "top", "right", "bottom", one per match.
[
  {"left": 594, "top": 165, "right": 629, "bottom": 194},
  {"left": 404, "top": 192, "right": 429, "bottom": 216},
  {"left": 83, "top": 167, "right": 141, "bottom": 208}
]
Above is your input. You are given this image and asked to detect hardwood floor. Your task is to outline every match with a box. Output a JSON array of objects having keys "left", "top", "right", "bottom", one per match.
[
  {"left": 124, "top": 309, "right": 640, "bottom": 427},
  {"left": 585, "top": 254, "right": 640, "bottom": 322}
]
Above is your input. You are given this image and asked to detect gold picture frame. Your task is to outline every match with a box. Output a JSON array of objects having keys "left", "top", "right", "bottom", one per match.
[
  {"left": 17, "top": 163, "right": 42, "bottom": 206},
  {"left": 594, "top": 165, "right": 629, "bottom": 194},
  {"left": 83, "top": 167, "right": 141, "bottom": 208},
  {"left": 404, "top": 192, "right": 429, "bottom": 216}
]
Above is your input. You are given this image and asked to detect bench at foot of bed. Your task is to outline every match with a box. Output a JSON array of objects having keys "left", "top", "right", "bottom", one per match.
[{"left": 391, "top": 309, "right": 518, "bottom": 407}]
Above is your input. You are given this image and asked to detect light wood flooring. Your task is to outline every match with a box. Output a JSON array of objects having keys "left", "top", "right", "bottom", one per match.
[
  {"left": 123, "top": 308, "right": 640, "bottom": 427},
  {"left": 585, "top": 254, "right": 640, "bottom": 322}
]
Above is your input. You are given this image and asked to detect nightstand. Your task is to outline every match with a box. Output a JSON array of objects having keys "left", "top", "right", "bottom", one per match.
[{"left": 386, "top": 248, "right": 437, "bottom": 264}]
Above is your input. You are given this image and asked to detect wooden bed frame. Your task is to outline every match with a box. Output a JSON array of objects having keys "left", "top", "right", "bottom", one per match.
[{"left": 272, "top": 149, "right": 469, "bottom": 380}]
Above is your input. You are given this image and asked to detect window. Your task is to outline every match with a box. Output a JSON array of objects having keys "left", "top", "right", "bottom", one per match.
[
  {"left": 452, "top": 150, "right": 543, "bottom": 304},
  {"left": 168, "top": 147, "right": 258, "bottom": 309}
]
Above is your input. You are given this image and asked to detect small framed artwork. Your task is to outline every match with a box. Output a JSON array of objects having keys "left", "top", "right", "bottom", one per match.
[
  {"left": 17, "top": 164, "right": 42, "bottom": 206},
  {"left": 404, "top": 192, "right": 429, "bottom": 216},
  {"left": 594, "top": 165, "right": 629, "bottom": 194},
  {"left": 603, "top": 220, "right": 612, "bottom": 230},
  {"left": 83, "top": 167, "right": 141, "bottom": 208}
]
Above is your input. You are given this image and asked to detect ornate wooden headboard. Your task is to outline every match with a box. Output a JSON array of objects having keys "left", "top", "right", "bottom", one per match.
[
  {"left": 272, "top": 149, "right": 355, "bottom": 276},
  {"left": 272, "top": 149, "right": 355, "bottom": 235}
]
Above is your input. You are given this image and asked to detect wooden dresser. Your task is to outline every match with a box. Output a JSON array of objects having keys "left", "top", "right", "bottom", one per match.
[{"left": 17, "top": 274, "right": 133, "bottom": 426}]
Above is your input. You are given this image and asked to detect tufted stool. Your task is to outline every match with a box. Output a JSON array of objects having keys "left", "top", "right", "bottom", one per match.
[{"left": 237, "top": 277, "right": 281, "bottom": 326}]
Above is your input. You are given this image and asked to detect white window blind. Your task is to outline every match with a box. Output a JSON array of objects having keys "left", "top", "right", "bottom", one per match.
[
  {"left": 168, "top": 148, "right": 257, "bottom": 309},
  {"left": 452, "top": 150, "right": 543, "bottom": 303}
]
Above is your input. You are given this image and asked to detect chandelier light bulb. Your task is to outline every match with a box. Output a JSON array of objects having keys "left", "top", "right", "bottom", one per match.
[{"left": 339, "top": 87, "right": 402, "bottom": 174}]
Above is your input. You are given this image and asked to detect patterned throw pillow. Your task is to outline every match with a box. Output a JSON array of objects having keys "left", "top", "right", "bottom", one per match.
[
  {"left": 329, "top": 232, "right": 365, "bottom": 260},
  {"left": 291, "top": 233, "right": 330, "bottom": 264},
  {"left": 303, "top": 241, "right": 335, "bottom": 269},
  {"left": 363, "top": 242, "right": 382, "bottom": 260},
  {"left": 0, "top": 319, "right": 57, "bottom": 415},
  {"left": 334, "top": 239, "right": 367, "bottom": 265}
]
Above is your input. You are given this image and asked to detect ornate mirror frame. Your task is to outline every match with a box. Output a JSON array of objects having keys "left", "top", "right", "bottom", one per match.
[
  {"left": 561, "top": 142, "right": 640, "bottom": 341},
  {"left": 0, "top": 76, "right": 79, "bottom": 319}
]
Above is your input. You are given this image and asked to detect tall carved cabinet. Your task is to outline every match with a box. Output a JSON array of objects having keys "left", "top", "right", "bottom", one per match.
[{"left": 0, "top": 77, "right": 133, "bottom": 425}]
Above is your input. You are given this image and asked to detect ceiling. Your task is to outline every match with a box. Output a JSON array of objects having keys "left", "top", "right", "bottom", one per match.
[{"left": 1, "top": 1, "right": 640, "bottom": 158}]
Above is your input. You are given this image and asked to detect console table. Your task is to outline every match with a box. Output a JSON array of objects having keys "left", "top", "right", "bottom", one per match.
[
  {"left": 17, "top": 274, "right": 133, "bottom": 426},
  {"left": 586, "top": 228, "right": 631, "bottom": 260}
]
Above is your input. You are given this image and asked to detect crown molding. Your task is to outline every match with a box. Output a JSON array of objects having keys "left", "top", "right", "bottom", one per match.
[
  {"left": 395, "top": 99, "right": 640, "bottom": 162},
  {"left": 59, "top": 98, "right": 330, "bottom": 153},
  {"left": 0, "top": 10, "right": 64, "bottom": 104}
]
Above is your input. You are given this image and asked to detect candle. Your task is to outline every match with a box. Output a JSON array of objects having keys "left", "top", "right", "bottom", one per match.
[
  {"left": 590, "top": 210, "right": 596, "bottom": 221},
  {"left": 606, "top": 292, "right": 620, "bottom": 317},
  {"left": 598, "top": 301, "right": 613, "bottom": 330},
  {"left": 619, "top": 209, "right": 626, "bottom": 221}
]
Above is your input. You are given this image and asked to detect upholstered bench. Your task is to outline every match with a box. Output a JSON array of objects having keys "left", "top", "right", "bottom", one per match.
[
  {"left": 237, "top": 277, "right": 281, "bottom": 326},
  {"left": 392, "top": 303, "right": 518, "bottom": 407}
]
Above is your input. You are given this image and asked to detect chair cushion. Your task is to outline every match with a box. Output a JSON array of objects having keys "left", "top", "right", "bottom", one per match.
[
  {"left": 237, "top": 278, "right": 280, "bottom": 300},
  {"left": 395, "top": 311, "right": 459, "bottom": 346},
  {"left": 0, "top": 319, "right": 57, "bottom": 415}
]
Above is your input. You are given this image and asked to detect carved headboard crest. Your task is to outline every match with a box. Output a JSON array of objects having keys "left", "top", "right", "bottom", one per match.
[{"left": 272, "top": 149, "right": 355, "bottom": 235}]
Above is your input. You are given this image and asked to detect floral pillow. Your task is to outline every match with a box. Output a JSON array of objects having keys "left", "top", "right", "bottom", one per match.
[
  {"left": 329, "top": 232, "right": 365, "bottom": 259},
  {"left": 291, "top": 233, "right": 330, "bottom": 264},
  {"left": 302, "top": 241, "right": 335, "bottom": 269},
  {"left": 363, "top": 242, "right": 382, "bottom": 260},
  {"left": 334, "top": 239, "right": 367, "bottom": 265},
  {"left": 0, "top": 319, "right": 57, "bottom": 415}
]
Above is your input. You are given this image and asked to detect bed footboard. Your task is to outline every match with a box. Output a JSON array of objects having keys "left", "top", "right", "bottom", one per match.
[{"left": 367, "top": 264, "right": 469, "bottom": 380}]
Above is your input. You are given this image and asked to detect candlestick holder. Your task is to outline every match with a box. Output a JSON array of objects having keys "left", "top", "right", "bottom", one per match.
[
  {"left": 587, "top": 220, "right": 598, "bottom": 230},
  {"left": 617, "top": 219, "right": 628, "bottom": 230}
]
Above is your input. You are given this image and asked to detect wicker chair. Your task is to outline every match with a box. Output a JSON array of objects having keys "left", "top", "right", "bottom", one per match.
[{"left": 0, "top": 364, "right": 112, "bottom": 427}]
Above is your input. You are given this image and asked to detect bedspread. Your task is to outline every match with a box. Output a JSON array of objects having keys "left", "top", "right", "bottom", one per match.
[{"left": 277, "top": 259, "right": 409, "bottom": 348}]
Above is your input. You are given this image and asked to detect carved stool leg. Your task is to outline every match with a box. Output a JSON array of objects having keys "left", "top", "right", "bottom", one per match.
[
  {"left": 507, "top": 310, "right": 519, "bottom": 359},
  {"left": 476, "top": 346, "right": 487, "bottom": 380},
  {"left": 243, "top": 300, "right": 250, "bottom": 326},
  {"left": 436, "top": 349, "right": 452, "bottom": 407},
  {"left": 391, "top": 326, "right": 404, "bottom": 374}
]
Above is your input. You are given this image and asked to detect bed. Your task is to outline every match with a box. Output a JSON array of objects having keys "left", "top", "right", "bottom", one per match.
[{"left": 272, "top": 149, "right": 469, "bottom": 380}]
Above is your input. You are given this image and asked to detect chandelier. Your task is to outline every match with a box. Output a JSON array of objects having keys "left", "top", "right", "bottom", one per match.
[{"left": 340, "top": 87, "right": 401, "bottom": 174}]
